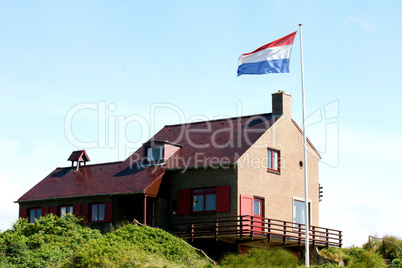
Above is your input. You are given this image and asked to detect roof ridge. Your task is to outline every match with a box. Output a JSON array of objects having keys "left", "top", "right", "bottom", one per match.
[
  {"left": 55, "top": 160, "right": 124, "bottom": 170},
  {"left": 164, "top": 112, "right": 273, "bottom": 127}
]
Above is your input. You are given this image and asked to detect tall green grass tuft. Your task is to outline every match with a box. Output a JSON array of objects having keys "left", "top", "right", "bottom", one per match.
[
  {"left": 363, "top": 235, "right": 402, "bottom": 261},
  {"left": 220, "top": 248, "right": 300, "bottom": 268},
  {"left": 319, "top": 246, "right": 386, "bottom": 268}
]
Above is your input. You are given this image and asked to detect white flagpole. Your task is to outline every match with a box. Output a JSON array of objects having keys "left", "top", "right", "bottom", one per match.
[{"left": 299, "top": 23, "right": 310, "bottom": 267}]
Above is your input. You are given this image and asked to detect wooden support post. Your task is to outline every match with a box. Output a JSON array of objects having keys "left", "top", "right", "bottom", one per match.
[
  {"left": 215, "top": 218, "right": 219, "bottom": 241},
  {"left": 191, "top": 221, "right": 195, "bottom": 242},
  {"left": 326, "top": 228, "right": 329, "bottom": 248},
  {"left": 312, "top": 226, "right": 316, "bottom": 248},
  {"left": 240, "top": 215, "right": 243, "bottom": 240},
  {"left": 250, "top": 216, "right": 254, "bottom": 240},
  {"left": 143, "top": 195, "right": 147, "bottom": 225},
  {"left": 298, "top": 224, "right": 302, "bottom": 247},
  {"left": 267, "top": 219, "right": 271, "bottom": 243},
  {"left": 283, "top": 222, "right": 287, "bottom": 245}
]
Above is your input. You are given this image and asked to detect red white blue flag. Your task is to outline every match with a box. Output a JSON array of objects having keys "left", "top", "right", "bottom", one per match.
[{"left": 237, "top": 31, "right": 297, "bottom": 76}]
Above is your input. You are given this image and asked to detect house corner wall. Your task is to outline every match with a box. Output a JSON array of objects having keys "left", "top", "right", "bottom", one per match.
[{"left": 237, "top": 116, "right": 320, "bottom": 226}]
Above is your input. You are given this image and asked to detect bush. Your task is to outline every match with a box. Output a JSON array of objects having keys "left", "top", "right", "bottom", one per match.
[
  {"left": 319, "top": 246, "right": 386, "bottom": 268},
  {"left": 0, "top": 214, "right": 102, "bottom": 267},
  {"left": 65, "top": 223, "right": 211, "bottom": 267},
  {"left": 220, "top": 248, "right": 300, "bottom": 268},
  {"left": 0, "top": 216, "right": 212, "bottom": 267},
  {"left": 363, "top": 235, "right": 402, "bottom": 261},
  {"left": 390, "top": 258, "right": 402, "bottom": 268}
]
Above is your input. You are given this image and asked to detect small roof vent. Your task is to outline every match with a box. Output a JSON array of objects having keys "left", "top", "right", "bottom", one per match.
[{"left": 68, "top": 150, "right": 90, "bottom": 171}]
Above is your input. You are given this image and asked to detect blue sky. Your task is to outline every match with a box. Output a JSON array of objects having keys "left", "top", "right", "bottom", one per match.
[{"left": 1, "top": 0, "right": 401, "bottom": 247}]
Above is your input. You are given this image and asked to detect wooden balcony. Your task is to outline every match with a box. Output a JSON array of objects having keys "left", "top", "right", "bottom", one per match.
[{"left": 170, "top": 215, "right": 342, "bottom": 248}]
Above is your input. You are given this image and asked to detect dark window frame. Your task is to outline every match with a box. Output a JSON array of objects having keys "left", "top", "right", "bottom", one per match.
[
  {"left": 91, "top": 203, "right": 106, "bottom": 223},
  {"left": 147, "top": 146, "right": 164, "bottom": 162},
  {"left": 29, "top": 208, "right": 42, "bottom": 223},
  {"left": 191, "top": 187, "right": 217, "bottom": 213},
  {"left": 60, "top": 205, "right": 73, "bottom": 217}
]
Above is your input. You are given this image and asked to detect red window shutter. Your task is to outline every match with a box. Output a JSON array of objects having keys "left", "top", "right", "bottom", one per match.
[
  {"left": 19, "top": 208, "right": 27, "bottom": 219},
  {"left": 104, "top": 202, "right": 113, "bottom": 222},
  {"left": 80, "top": 204, "right": 89, "bottom": 222},
  {"left": 42, "top": 207, "right": 49, "bottom": 216},
  {"left": 50, "top": 206, "right": 57, "bottom": 215},
  {"left": 73, "top": 204, "right": 81, "bottom": 217},
  {"left": 240, "top": 195, "right": 254, "bottom": 216},
  {"left": 216, "top": 186, "right": 230, "bottom": 212},
  {"left": 177, "top": 189, "right": 191, "bottom": 215}
]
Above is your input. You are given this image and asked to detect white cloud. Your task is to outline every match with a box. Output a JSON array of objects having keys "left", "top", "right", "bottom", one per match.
[{"left": 344, "top": 15, "right": 377, "bottom": 33}]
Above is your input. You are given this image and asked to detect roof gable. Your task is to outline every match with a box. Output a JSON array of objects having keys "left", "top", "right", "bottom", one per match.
[{"left": 125, "top": 113, "right": 279, "bottom": 169}]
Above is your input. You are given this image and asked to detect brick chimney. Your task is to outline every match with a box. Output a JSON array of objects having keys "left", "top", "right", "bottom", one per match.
[{"left": 272, "top": 90, "right": 291, "bottom": 118}]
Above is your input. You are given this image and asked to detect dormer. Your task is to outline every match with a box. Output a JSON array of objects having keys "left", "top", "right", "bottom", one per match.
[
  {"left": 143, "top": 140, "right": 182, "bottom": 164},
  {"left": 68, "top": 150, "right": 90, "bottom": 171}
]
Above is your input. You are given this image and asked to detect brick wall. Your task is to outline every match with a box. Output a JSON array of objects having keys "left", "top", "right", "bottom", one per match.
[
  {"left": 167, "top": 167, "right": 238, "bottom": 221},
  {"left": 237, "top": 114, "right": 321, "bottom": 226}
]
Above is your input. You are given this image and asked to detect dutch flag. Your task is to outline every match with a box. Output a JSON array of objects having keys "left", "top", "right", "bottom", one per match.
[{"left": 237, "top": 31, "right": 297, "bottom": 76}]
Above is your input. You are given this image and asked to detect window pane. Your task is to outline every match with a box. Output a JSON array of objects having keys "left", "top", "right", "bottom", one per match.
[
  {"left": 153, "top": 147, "right": 162, "bottom": 161},
  {"left": 147, "top": 148, "right": 153, "bottom": 160},
  {"left": 193, "top": 195, "right": 204, "bottom": 212},
  {"left": 254, "top": 200, "right": 262, "bottom": 216},
  {"left": 36, "top": 209, "right": 42, "bottom": 219},
  {"left": 205, "top": 194, "right": 216, "bottom": 211},
  {"left": 92, "top": 204, "right": 98, "bottom": 221},
  {"left": 272, "top": 151, "right": 278, "bottom": 170},
  {"left": 267, "top": 150, "right": 272, "bottom": 169},
  {"left": 99, "top": 204, "right": 105, "bottom": 221},
  {"left": 293, "top": 200, "right": 305, "bottom": 224},
  {"left": 148, "top": 147, "right": 163, "bottom": 161},
  {"left": 30, "top": 210, "right": 36, "bottom": 223},
  {"left": 61, "top": 207, "right": 67, "bottom": 217},
  {"left": 67, "top": 206, "right": 73, "bottom": 214}
]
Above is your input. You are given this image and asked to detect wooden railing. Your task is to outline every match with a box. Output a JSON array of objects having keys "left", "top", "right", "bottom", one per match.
[{"left": 170, "top": 215, "right": 342, "bottom": 247}]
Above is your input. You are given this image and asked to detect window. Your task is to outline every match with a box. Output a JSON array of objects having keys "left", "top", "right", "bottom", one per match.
[
  {"left": 192, "top": 188, "right": 217, "bottom": 212},
  {"left": 91, "top": 203, "right": 105, "bottom": 222},
  {"left": 293, "top": 200, "right": 311, "bottom": 225},
  {"left": 29, "top": 208, "right": 42, "bottom": 223},
  {"left": 60, "top": 206, "right": 73, "bottom": 217},
  {"left": 253, "top": 198, "right": 263, "bottom": 217},
  {"left": 177, "top": 186, "right": 230, "bottom": 215},
  {"left": 267, "top": 148, "right": 279, "bottom": 172},
  {"left": 147, "top": 146, "right": 163, "bottom": 162}
]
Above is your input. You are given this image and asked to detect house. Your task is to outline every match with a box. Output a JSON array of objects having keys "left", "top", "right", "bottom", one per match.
[{"left": 16, "top": 91, "right": 342, "bottom": 248}]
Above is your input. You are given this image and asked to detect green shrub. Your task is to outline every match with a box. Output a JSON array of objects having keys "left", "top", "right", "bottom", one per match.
[
  {"left": 0, "top": 214, "right": 101, "bottom": 267},
  {"left": 390, "top": 258, "right": 402, "bottom": 268},
  {"left": 363, "top": 235, "right": 402, "bottom": 261},
  {"left": 220, "top": 248, "right": 300, "bottom": 268},
  {"left": 65, "top": 223, "right": 211, "bottom": 267},
  {"left": 319, "top": 246, "right": 386, "bottom": 268}
]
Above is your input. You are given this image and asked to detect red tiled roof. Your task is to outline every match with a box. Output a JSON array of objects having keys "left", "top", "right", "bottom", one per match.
[
  {"left": 18, "top": 113, "right": 278, "bottom": 202},
  {"left": 17, "top": 161, "right": 166, "bottom": 202},
  {"left": 125, "top": 113, "right": 278, "bottom": 169}
]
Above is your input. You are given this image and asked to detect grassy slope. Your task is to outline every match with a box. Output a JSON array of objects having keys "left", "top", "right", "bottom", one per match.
[
  {"left": 2, "top": 215, "right": 399, "bottom": 267},
  {"left": 0, "top": 215, "right": 212, "bottom": 268}
]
